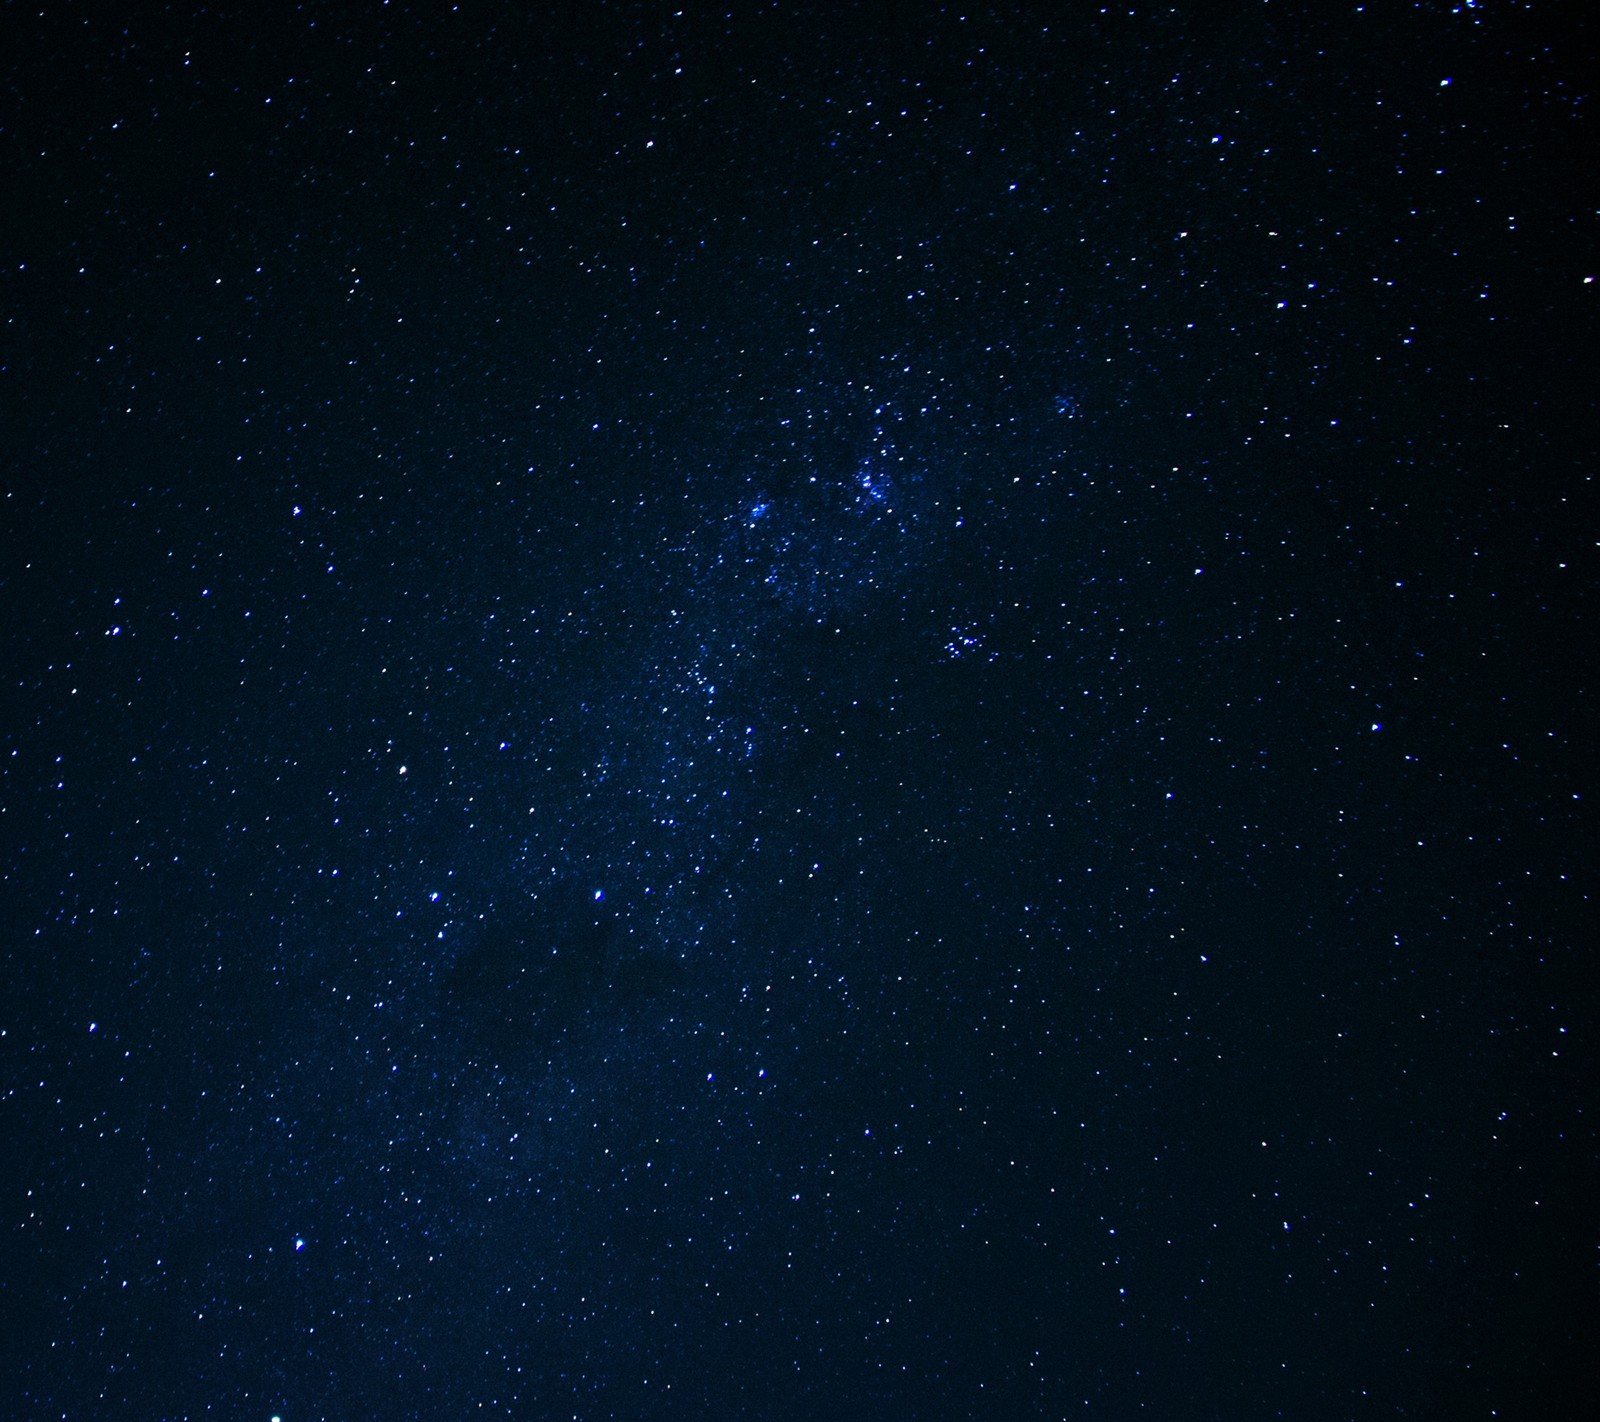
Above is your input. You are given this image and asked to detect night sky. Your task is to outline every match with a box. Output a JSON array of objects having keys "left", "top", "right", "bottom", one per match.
[{"left": 2, "top": 2, "right": 1594, "bottom": 1417}]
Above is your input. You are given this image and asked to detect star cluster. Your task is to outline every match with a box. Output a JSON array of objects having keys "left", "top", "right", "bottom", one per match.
[{"left": 2, "top": 2, "right": 1592, "bottom": 1418}]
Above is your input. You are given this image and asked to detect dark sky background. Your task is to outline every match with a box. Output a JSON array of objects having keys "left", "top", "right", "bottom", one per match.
[{"left": 2, "top": 2, "right": 1593, "bottom": 1418}]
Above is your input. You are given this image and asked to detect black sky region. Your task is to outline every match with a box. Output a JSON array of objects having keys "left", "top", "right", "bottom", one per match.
[{"left": 2, "top": 2, "right": 1594, "bottom": 1418}]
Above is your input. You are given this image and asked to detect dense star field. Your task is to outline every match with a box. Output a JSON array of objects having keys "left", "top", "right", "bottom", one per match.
[{"left": 2, "top": 2, "right": 1593, "bottom": 1417}]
